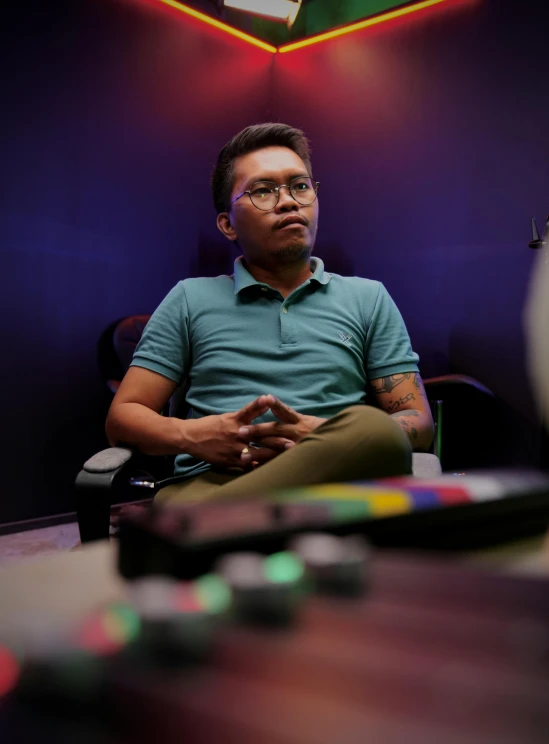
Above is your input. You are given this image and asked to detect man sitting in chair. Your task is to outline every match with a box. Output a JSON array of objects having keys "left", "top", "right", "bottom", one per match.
[{"left": 106, "top": 123, "right": 434, "bottom": 503}]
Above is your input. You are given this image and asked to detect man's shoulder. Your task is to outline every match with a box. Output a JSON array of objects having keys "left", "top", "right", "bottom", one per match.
[
  {"left": 154, "top": 275, "right": 235, "bottom": 316},
  {"left": 170, "top": 274, "right": 234, "bottom": 298},
  {"left": 326, "top": 273, "right": 382, "bottom": 297},
  {"left": 179, "top": 273, "right": 234, "bottom": 288}
]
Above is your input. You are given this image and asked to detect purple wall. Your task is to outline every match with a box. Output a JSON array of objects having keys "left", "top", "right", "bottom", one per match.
[
  {"left": 2, "top": 0, "right": 272, "bottom": 522},
  {"left": 3, "top": 0, "right": 549, "bottom": 522},
  {"left": 272, "top": 0, "right": 549, "bottom": 464}
]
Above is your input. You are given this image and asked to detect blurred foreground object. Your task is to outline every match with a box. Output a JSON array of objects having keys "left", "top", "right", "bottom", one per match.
[
  {"left": 3, "top": 539, "right": 549, "bottom": 744},
  {"left": 525, "top": 214, "right": 549, "bottom": 433}
]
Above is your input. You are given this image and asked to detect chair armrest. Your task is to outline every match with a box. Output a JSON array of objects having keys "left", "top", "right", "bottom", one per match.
[
  {"left": 422, "top": 374, "right": 500, "bottom": 471},
  {"left": 77, "top": 448, "right": 172, "bottom": 492},
  {"left": 75, "top": 449, "right": 174, "bottom": 543},
  {"left": 412, "top": 452, "right": 442, "bottom": 478},
  {"left": 423, "top": 374, "right": 495, "bottom": 398},
  {"left": 83, "top": 446, "right": 133, "bottom": 473}
]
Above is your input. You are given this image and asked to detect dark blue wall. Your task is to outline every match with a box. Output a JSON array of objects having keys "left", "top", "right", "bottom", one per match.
[
  {"left": 3, "top": 0, "right": 549, "bottom": 522},
  {"left": 273, "top": 0, "right": 549, "bottom": 464},
  {"left": 1, "top": 0, "right": 272, "bottom": 522}
]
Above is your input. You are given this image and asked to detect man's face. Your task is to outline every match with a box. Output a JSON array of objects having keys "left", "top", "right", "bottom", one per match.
[{"left": 219, "top": 146, "right": 319, "bottom": 265}]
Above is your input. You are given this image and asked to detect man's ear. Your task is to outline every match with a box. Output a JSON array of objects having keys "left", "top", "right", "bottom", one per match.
[{"left": 217, "top": 212, "right": 238, "bottom": 242}]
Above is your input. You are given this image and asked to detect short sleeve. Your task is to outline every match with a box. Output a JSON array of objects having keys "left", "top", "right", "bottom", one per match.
[
  {"left": 364, "top": 282, "right": 419, "bottom": 380},
  {"left": 130, "top": 281, "right": 191, "bottom": 384}
]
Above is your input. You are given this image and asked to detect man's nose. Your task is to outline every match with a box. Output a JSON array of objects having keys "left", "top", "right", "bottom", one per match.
[{"left": 276, "top": 185, "right": 299, "bottom": 211}]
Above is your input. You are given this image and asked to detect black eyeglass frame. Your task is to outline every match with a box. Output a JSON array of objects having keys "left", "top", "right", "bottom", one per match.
[{"left": 230, "top": 177, "right": 320, "bottom": 211}]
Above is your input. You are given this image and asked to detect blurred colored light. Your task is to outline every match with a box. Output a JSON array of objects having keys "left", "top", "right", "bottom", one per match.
[
  {"left": 0, "top": 645, "right": 20, "bottom": 697},
  {"left": 155, "top": 0, "right": 278, "bottom": 52},
  {"left": 195, "top": 574, "right": 232, "bottom": 614},
  {"left": 76, "top": 604, "right": 141, "bottom": 655},
  {"left": 104, "top": 604, "right": 141, "bottom": 642},
  {"left": 263, "top": 551, "right": 304, "bottom": 584},
  {"left": 329, "top": 501, "right": 370, "bottom": 521},
  {"left": 279, "top": 0, "right": 450, "bottom": 52},
  {"left": 368, "top": 493, "right": 411, "bottom": 516},
  {"left": 174, "top": 583, "right": 204, "bottom": 613}
]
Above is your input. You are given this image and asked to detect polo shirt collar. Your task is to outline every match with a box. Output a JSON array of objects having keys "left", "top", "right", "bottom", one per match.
[{"left": 233, "top": 256, "right": 331, "bottom": 295}]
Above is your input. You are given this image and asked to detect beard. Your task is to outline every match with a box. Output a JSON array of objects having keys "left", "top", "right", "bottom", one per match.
[{"left": 271, "top": 240, "right": 311, "bottom": 264}]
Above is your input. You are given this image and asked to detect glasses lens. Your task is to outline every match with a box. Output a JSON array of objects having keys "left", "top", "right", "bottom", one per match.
[
  {"left": 290, "top": 177, "right": 317, "bottom": 205},
  {"left": 249, "top": 182, "right": 278, "bottom": 211}
]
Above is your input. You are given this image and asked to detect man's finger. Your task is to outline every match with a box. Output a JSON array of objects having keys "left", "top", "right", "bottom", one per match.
[
  {"left": 268, "top": 397, "right": 300, "bottom": 424},
  {"left": 240, "top": 446, "right": 279, "bottom": 465},
  {"left": 250, "top": 436, "right": 296, "bottom": 451},
  {"left": 239, "top": 422, "right": 291, "bottom": 440},
  {"left": 236, "top": 396, "right": 271, "bottom": 425}
]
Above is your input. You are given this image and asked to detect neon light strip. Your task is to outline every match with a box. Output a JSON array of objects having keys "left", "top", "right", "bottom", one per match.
[
  {"left": 154, "top": 0, "right": 454, "bottom": 54},
  {"left": 155, "top": 0, "right": 278, "bottom": 52},
  {"left": 278, "top": 0, "right": 449, "bottom": 53}
]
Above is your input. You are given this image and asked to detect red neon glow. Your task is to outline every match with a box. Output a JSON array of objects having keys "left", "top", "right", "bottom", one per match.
[
  {"left": 154, "top": 0, "right": 277, "bottom": 52},
  {"left": 0, "top": 645, "right": 20, "bottom": 698}
]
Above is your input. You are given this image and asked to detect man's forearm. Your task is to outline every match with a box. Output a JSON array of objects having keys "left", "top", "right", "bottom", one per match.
[
  {"left": 390, "top": 409, "right": 434, "bottom": 452},
  {"left": 106, "top": 402, "right": 190, "bottom": 456}
]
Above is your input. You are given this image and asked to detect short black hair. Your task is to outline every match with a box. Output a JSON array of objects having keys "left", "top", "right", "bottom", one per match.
[{"left": 211, "top": 123, "right": 312, "bottom": 214}]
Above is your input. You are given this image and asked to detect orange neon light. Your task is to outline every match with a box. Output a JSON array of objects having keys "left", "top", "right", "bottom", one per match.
[
  {"left": 155, "top": 0, "right": 278, "bottom": 52},
  {"left": 278, "top": 0, "right": 450, "bottom": 52}
]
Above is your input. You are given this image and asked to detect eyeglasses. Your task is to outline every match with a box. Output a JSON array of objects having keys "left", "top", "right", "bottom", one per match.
[{"left": 231, "top": 176, "right": 320, "bottom": 211}]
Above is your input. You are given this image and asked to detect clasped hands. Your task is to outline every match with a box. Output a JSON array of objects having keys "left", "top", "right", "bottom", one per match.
[{"left": 184, "top": 394, "right": 326, "bottom": 471}]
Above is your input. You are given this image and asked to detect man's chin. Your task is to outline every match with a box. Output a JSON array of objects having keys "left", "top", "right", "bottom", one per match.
[{"left": 271, "top": 243, "right": 312, "bottom": 264}]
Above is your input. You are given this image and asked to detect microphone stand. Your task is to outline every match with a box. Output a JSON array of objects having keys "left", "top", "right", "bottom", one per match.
[{"left": 529, "top": 215, "right": 548, "bottom": 251}]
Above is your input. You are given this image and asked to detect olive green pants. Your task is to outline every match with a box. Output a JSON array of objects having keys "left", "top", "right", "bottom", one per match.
[{"left": 155, "top": 405, "right": 412, "bottom": 505}]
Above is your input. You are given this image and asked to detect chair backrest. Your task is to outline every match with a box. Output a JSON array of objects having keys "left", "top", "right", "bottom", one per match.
[
  {"left": 98, "top": 315, "right": 191, "bottom": 418},
  {"left": 113, "top": 315, "right": 151, "bottom": 371},
  {"left": 97, "top": 315, "right": 151, "bottom": 394}
]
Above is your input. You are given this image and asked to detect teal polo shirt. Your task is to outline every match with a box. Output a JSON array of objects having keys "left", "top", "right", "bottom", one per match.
[{"left": 131, "top": 256, "right": 419, "bottom": 480}]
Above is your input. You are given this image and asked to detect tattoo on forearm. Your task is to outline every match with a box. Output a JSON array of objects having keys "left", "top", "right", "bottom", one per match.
[
  {"left": 371, "top": 373, "right": 411, "bottom": 395},
  {"left": 386, "top": 393, "right": 415, "bottom": 413},
  {"left": 412, "top": 373, "right": 421, "bottom": 390},
  {"left": 394, "top": 417, "right": 418, "bottom": 442}
]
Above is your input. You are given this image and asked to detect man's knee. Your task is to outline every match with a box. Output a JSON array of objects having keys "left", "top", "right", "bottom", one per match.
[
  {"left": 332, "top": 404, "right": 400, "bottom": 433},
  {"left": 329, "top": 404, "right": 411, "bottom": 457}
]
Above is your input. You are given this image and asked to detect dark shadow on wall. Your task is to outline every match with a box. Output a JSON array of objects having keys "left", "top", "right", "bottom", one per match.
[
  {"left": 448, "top": 324, "right": 542, "bottom": 467},
  {"left": 190, "top": 233, "right": 235, "bottom": 277},
  {"left": 318, "top": 242, "right": 355, "bottom": 277}
]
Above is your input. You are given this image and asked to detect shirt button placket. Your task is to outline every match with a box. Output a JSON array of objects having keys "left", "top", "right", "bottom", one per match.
[{"left": 280, "top": 304, "right": 295, "bottom": 345}]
